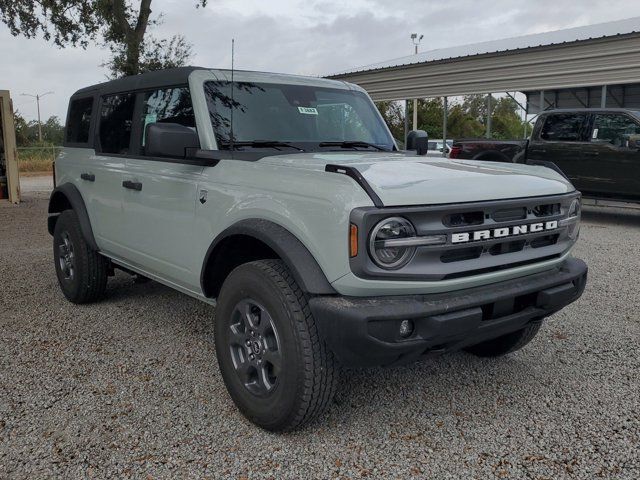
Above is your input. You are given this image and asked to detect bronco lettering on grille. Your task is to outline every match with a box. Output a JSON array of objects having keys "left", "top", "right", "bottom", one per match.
[{"left": 451, "top": 220, "right": 558, "bottom": 244}]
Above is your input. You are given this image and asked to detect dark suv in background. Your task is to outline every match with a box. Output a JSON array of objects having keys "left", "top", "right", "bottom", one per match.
[{"left": 451, "top": 108, "right": 640, "bottom": 203}]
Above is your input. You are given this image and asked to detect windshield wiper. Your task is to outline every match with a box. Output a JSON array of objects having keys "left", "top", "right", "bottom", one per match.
[
  {"left": 318, "top": 141, "right": 388, "bottom": 151},
  {"left": 221, "top": 140, "right": 304, "bottom": 151}
]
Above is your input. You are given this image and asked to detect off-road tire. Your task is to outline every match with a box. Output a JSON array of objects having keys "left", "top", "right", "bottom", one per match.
[
  {"left": 465, "top": 321, "right": 543, "bottom": 357},
  {"left": 214, "top": 259, "right": 338, "bottom": 431},
  {"left": 53, "top": 209, "right": 108, "bottom": 304}
]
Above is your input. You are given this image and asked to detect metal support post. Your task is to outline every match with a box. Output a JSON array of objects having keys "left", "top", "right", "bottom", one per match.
[
  {"left": 486, "top": 94, "right": 492, "bottom": 139},
  {"left": 442, "top": 97, "right": 448, "bottom": 157}
]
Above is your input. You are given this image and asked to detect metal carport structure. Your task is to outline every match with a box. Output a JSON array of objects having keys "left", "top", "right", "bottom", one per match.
[{"left": 328, "top": 17, "right": 640, "bottom": 145}]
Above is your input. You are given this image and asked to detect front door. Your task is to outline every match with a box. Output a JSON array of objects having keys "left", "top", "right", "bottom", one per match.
[
  {"left": 121, "top": 86, "right": 203, "bottom": 291},
  {"left": 587, "top": 112, "right": 640, "bottom": 199},
  {"left": 527, "top": 112, "right": 592, "bottom": 191}
]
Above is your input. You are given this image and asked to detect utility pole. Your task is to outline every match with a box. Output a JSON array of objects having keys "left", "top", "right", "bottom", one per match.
[
  {"left": 20, "top": 91, "right": 54, "bottom": 143},
  {"left": 410, "top": 33, "right": 423, "bottom": 131}
]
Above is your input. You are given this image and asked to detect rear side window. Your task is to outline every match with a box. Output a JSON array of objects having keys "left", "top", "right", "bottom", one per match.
[
  {"left": 140, "top": 87, "right": 195, "bottom": 150},
  {"left": 540, "top": 114, "right": 587, "bottom": 142},
  {"left": 99, "top": 93, "right": 136, "bottom": 154},
  {"left": 593, "top": 114, "right": 640, "bottom": 148},
  {"left": 66, "top": 98, "right": 93, "bottom": 144}
]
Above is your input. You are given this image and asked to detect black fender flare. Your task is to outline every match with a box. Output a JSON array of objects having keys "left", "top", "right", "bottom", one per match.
[
  {"left": 201, "top": 219, "right": 336, "bottom": 296},
  {"left": 47, "top": 183, "right": 99, "bottom": 251}
]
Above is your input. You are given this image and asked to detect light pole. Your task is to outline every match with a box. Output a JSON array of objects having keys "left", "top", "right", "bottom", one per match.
[
  {"left": 20, "top": 91, "right": 54, "bottom": 143},
  {"left": 410, "top": 34, "right": 423, "bottom": 131}
]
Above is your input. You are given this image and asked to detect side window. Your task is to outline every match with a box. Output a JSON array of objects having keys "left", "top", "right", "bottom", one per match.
[
  {"left": 592, "top": 114, "right": 640, "bottom": 148},
  {"left": 66, "top": 97, "right": 93, "bottom": 144},
  {"left": 140, "top": 87, "right": 195, "bottom": 151},
  {"left": 99, "top": 93, "right": 136, "bottom": 154},
  {"left": 540, "top": 114, "right": 587, "bottom": 142}
]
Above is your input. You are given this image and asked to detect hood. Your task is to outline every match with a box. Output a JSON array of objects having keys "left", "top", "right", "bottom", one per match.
[{"left": 259, "top": 152, "right": 575, "bottom": 206}]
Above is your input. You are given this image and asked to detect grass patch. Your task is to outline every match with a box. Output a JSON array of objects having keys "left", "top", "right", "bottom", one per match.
[{"left": 17, "top": 147, "right": 60, "bottom": 173}]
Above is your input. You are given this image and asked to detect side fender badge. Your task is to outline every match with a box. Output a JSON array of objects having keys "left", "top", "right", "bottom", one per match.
[{"left": 199, "top": 189, "right": 208, "bottom": 204}]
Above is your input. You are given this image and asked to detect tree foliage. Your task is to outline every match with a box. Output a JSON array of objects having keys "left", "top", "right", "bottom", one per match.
[
  {"left": 0, "top": 0, "right": 208, "bottom": 77},
  {"left": 377, "top": 94, "right": 528, "bottom": 142},
  {"left": 13, "top": 111, "right": 64, "bottom": 147}
]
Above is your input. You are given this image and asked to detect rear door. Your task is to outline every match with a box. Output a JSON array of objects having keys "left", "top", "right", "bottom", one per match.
[
  {"left": 121, "top": 86, "right": 203, "bottom": 290},
  {"left": 588, "top": 112, "right": 640, "bottom": 198},
  {"left": 527, "top": 112, "right": 592, "bottom": 190}
]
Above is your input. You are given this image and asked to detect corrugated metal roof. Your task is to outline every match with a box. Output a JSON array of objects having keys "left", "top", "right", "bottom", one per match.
[{"left": 330, "top": 16, "right": 640, "bottom": 76}]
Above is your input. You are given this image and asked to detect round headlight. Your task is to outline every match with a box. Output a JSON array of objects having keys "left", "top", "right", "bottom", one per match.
[
  {"left": 568, "top": 198, "right": 581, "bottom": 218},
  {"left": 369, "top": 217, "right": 417, "bottom": 269}
]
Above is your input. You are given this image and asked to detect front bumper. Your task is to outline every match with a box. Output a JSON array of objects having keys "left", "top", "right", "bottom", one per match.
[{"left": 309, "top": 257, "right": 587, "bottom": 367}]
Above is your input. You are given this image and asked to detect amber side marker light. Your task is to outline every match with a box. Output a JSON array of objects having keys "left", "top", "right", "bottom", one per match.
[{"left": 349, "top": 224, "right": 359, "bottom": 257}]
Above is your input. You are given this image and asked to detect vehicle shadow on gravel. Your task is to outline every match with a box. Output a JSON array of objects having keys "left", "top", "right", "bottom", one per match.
[{"left": 318, "top": 353, "right": 539, "bottom": 430}]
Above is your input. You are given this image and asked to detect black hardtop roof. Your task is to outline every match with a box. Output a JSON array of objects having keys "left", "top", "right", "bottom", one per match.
[
  {"left": 71, "top": 66, "right": 206, "bottom": 98},
  {"left": 71, "top": 66, "right": 351, "bottom": 99}
]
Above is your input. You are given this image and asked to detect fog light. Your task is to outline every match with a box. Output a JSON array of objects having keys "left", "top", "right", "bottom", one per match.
[{"left": 399, "top": 319, "right": 414, "bottom": 338}]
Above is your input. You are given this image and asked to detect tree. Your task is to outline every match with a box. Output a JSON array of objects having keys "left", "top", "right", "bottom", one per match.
[
  {"left": 13, "top": 111, "right": 64, "bottom": 146},
  {"left": 414, "top": 98, "right": 445, "bottom": 139},
  {"left": 376, "top": 100, "right": 405, "bottom": 142},
  {"left": 447, "top": 104, "right": 484, "bottom": 138},
  {"left": 13, "top": 111, "right": 31, "bottom": 147},
  {"left": 41, "top": 116, "right": 65, "bottom": 145},
  {"left": 491, "top": 97, "right": 526, "bottom": 139},
  {"left": 0, "top": 1, "right": 208, "bottom": 77}
]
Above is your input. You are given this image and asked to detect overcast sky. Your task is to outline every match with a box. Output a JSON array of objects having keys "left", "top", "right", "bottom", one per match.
[{"left": 3, "top": 0, "right": 640, "bottom": 122}]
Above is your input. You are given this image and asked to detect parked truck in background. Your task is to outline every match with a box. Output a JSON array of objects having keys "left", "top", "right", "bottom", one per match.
[{"left": 450, "top": 108, "right": 640, "bottom": 203}]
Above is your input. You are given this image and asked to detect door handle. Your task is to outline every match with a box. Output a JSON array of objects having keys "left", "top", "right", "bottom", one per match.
[
  {"left": 122, "top": 180, "right": 142, "bottom": 191},
  {"left": 80, "top": 173, "right": 95, "bottom": 182},
  {"left": 584, "top": 152, "right": 599, "bottom": 157}
]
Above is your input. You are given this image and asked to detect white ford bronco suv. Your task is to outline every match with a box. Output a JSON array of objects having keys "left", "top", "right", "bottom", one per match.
[{"left": 50, "top": 67, "right": 587, "bottom": 431}]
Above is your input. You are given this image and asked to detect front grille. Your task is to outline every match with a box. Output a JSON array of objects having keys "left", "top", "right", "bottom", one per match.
[
  {"left": 443, "top": 210, "right": 484, "bottom": 227},
  {"left": 531, "top": 234, "right": 559, "bottom": 248},
  {"left": 533, "top": 203, "right": 561, "bottom": 217},
  {"left": 350, "top": 192, "right": 580, "bottom": 282},
  {"left": 492, "top": 207, "right": 527, "bottom": 222},
  {"left": 488, "top": 240, "right": 526, "bottom": 256},
  {"left": 441, "top": 246, "right": 482, "bottom": 263}
]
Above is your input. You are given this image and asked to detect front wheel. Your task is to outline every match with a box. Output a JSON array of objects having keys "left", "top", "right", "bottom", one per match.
[
  {"left": 214, "top": 260, "right": 338, "bottom": 431},
  {"left": 465, "top": 321, "right": 543, "bottom": 357}
]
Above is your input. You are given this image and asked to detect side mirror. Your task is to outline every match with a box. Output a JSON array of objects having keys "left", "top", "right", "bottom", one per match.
[
  {"left": 145, "top": 122, "right": 200, "bottom": 158},
  {"left": 406, "top": 130, "right": 429, "bottom": 155}
]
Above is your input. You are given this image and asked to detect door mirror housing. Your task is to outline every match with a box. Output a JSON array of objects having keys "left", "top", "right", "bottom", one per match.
[
  {"left": 406, "top": 130, "right": 429, "bottom": 155},
  {"left": 145, "top": 122, "right": 200, "bottom": 158}
]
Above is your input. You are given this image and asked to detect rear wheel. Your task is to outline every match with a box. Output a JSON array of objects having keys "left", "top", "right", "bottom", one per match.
[
  {"left": 465, "top": 321, "right": 543, "bottom": 357},
  {"left": 214, "top": 259, "right": 338, "bottom": 431},
  {"left": 53, "top": 210, "right": 108, "bottom": 304}
]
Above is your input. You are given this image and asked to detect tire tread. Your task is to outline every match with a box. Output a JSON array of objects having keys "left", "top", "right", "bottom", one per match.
[
  {"left": 54, "top": 210, "right": 108, "bottom": 304},
  {"left": 250, "top": 259, "right": 338, "bottom": 430}
]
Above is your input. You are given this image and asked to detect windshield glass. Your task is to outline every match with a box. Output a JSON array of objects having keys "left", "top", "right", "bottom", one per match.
[{"left": 204, "top": 81, "right": 395, "bottom": 151}]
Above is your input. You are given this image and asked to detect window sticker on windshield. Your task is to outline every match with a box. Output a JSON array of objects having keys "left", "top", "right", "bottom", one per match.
[
  {"left": 592, "top": 128, "right": 598, "bottom": 139},
  {"left": 297, "top": 106, "right": 318, "bottom": 115}
]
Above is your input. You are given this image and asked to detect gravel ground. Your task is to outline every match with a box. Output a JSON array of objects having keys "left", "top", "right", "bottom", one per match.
[{"left": 1, "top": 193, "right": 638, "bottom": 479}]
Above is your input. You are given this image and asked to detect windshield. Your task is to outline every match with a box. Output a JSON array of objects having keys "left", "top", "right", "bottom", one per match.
[{"left": 204, "top": 81, "right": 395, "bottom": 152}]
